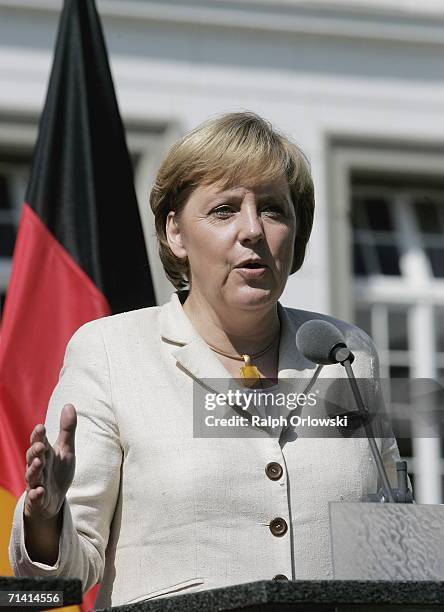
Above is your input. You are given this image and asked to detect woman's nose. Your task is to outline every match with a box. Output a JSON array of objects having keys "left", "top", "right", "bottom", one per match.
[{"left": 237, "top": 206, "right": 265, "bottom": 244}]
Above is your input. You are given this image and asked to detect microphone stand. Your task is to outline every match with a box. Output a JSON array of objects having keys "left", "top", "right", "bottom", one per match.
[{"left": 332, "top": 345, "right": 396, "bottom": 503}]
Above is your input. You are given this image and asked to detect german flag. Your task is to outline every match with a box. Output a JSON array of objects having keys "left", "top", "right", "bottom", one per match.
[{"left": 0, "top": 1, "right": 155, "bottom": 610}]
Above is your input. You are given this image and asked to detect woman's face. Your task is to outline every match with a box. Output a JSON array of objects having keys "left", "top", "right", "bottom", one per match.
[{"left": 166, "top": 176, "right": 297, "bottom": 311}]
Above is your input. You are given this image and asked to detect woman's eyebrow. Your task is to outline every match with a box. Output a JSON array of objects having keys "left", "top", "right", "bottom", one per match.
[
  {"left": 256, "top": 193, "right": 290, "bottom": 205},
  {"left": 212, "top": 192, "right": 289, "bottom": 203},
  {"left": 257, "top": 193, "right": 286, "bottom": 200},
  {"left": 209, "top": 194, "right": 242, "bottom": 205}
]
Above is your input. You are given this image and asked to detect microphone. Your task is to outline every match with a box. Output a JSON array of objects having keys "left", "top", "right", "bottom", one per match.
[
  {"left": 295, "top": 319, "right": 354, "bottom": 366},
  {"left": 296, "top": 319, "right": 398, "bottom": 503}
]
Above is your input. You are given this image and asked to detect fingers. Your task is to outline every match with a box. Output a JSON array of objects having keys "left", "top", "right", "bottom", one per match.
[
  {"left": 24, "top": 484, "right": 46, "bottom": 519},
  {"left": 25, "top": 443, "right": 44, "bottom": 466},
  {"left": 25, "top": 422, "right": 50, "bottom": 497},
  {"left": 25, "top": 403, "right": 76, "bottom": 503},
  {"left": 29, "top": 423, "right": 47, "bottom": 447},
  {"left": 56, "top": 403, "right": 77, "bottom": 453},
  {"left": 26, "top": 424, "right": 50, "bottom": 466},
  {"left": 25, "top": 456, "right": 45, "bottom": 491},
  {"left": 27, "top": 486, "right": 45, "bottom": 502}
]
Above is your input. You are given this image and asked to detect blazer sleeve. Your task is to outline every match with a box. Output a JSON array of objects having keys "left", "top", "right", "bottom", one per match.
[{"left": 8, "top": 319, "right": 123, "bottom": 594}]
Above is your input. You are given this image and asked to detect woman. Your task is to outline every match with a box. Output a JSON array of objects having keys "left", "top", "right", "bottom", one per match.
[{"left": 9, "top": 112, "right": 404, "bottom": 608}]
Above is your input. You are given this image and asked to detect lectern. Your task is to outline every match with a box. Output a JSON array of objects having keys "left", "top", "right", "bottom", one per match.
[
  {"left": 97, "top": 499, "right": 444, "bottom": 611},
  {"left": 97, "top": 580, "right": 444, "bottom": 611}
]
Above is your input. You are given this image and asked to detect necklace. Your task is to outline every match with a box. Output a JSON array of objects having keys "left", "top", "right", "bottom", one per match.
[{"left": 206, "top": 335, "right": 279, "bottom": 388}]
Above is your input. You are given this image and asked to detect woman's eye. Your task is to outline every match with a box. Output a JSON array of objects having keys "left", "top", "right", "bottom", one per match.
[
  {"left": 261, "top": 206, "right": 283, "bottom": 217},
  {"left": 211, "top": 205, "right": 234, "bottom": 218},
  {"left": 210, "top": 204, "right": 284, "bottom": 218}
]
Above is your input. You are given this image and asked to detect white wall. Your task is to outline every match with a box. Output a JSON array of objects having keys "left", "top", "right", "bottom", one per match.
[{"left": 1, "top": 0, "right": 444, "bottom": 312}]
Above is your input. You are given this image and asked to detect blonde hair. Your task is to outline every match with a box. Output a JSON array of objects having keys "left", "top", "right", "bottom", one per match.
[{"left": 149, "top": 111, "right": 315, "bottom": 289}]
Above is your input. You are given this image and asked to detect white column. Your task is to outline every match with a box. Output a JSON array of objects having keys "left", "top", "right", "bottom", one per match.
[
  {"left": 410, "top": 303, "right": 442, "bottom": 504},
  {"left": 396, "top": 195, "right": 441, "bottom": 504}
]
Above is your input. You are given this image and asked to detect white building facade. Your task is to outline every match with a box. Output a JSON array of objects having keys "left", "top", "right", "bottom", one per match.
[{"left": 1, "top": 0, "right": 443, "bottom": 503}]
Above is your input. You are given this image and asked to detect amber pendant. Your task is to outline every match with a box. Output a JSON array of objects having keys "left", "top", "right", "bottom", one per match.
[{"left": 240, "top": 354, "right": 261, "bottom": 388}]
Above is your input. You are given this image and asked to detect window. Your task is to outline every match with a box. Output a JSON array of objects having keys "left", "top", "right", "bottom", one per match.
[
  {"left": 350, "top": 172, "right": 444, "bottom": 503},
  {"left": 0, "top": 156, "right": 30, "bottom": 320},
  {"left": 352, "top": 194, "right": 401, "bottom": 277}
]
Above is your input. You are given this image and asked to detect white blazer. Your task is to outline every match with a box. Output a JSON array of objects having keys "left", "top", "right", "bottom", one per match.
[{"left": 9, "top": 290, "right": 404, "bottom": 608}]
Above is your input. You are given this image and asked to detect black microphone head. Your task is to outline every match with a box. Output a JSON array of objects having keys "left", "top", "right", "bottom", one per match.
[{"left": 295, "top": 319, "right": 346, "bottom": 365}]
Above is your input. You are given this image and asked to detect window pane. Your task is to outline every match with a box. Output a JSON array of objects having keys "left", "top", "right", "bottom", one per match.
[
  {"left": 355, "top": 307, "right": 372, "bottom": 336},
  {"left": 388, "top": 309, "right": 408, "bottom": 351},
  {"left": 390, "top": 366, "right": 410, "bottom": 404},
  {"left": 389, "top": 390, "right": 413, "bottom": 448},
  {"left": 0, "top": 291, "right": 6, "bottom": 320},
  {"left": 390, "top": 365, "right": 410, "bottom": 378},
  {"left": 396, "top": 435, "right": 412, "bottom": 458},
  {"left": 425, "top": 247, "right": 444, "bottom": 278},
  {"left": 414, "top": 198, "right": 443, "bottom": 234},
  {"left": 364, "top": 197, "right": 394, "bottom": 232},
  {"left": 353, "top": 242, "right": 367, "bottom": 276},
  {"left": 351, "top": 198, "right": 367, "bottom": 229},
  {"left": 0, "top": 175, "right": 9, "bottom": 210},
  {"left": 375, "top": 244, "right": 401, "bottom": 275},
  {"left": 0, "top": 224, "right": 16, "bottom": 257},
  {"left": 436, "top": 309, "right": 444, "bottom": 353}
]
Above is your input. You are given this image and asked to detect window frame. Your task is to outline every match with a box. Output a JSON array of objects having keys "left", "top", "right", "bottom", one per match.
[{"left": 328, "top": 140, "right": 444, "bottom": 504}]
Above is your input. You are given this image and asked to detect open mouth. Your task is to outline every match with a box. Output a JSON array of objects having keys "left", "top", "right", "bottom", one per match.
[
  {"left": 235, "top": 262, "right": 268, "bottom": 278},
  {"left": 239, "top": 262, "right": 266, "bottom": 269}
]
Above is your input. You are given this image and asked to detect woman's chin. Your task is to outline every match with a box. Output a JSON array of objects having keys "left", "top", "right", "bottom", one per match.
[{"left": 228, "top": 284, "right": 276, "bottom": 308}]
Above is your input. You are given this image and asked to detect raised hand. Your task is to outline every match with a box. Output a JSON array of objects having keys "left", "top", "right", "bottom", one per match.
[{"left": 24, "top": 403, "right": 77, "bottom": 522}]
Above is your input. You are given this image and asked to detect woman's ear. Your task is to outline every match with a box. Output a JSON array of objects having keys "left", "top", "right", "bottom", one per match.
[{"left": 166, "top": 211, "right": 187, "bottom": 260}]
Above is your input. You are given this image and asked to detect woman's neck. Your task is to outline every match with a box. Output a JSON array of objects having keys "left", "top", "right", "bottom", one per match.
[{"left": 181, "top": 289, "right": 281, "bottom": 357}]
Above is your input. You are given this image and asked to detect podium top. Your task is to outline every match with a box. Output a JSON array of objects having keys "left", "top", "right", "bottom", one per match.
[{"left": 100, "top": 579, "right": 444, "bottom": 612}]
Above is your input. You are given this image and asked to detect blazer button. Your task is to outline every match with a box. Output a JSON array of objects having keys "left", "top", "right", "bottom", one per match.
[
  {"left": 269, "top": 517, "right": 288, "bottom": 537},
  {"left": 273, "top": 574, "right": 289, "bottom": 581},
  {"left": 265, "top": 462, "right": 283, "bottom": 481}
]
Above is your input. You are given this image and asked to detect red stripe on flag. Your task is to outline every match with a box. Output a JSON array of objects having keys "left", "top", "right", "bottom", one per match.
[
  {"left": 0, "top": 203, "right": 108, "bottom": 610},
  {"left": 0, "top": 202, "right": 110, "bottom": 497}
]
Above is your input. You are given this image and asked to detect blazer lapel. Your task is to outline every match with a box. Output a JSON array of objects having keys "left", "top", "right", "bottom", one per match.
[
  {"left": 159, "top": 290, "right": 322, "bottom": 434},
  {"left": 160, "top": 290, "right": 241, "bottom": 393}
]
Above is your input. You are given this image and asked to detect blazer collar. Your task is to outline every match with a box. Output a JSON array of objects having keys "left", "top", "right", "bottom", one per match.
[
  {"left": 159, "top": 290, "right": 322, "bottom": 438},
  {"left": 159, "top": 289, "right": 318, "bottom": 387}
]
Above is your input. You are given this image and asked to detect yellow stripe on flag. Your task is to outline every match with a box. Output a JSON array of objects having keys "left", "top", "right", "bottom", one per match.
[
  {"left": 0, "top": 486, "right": 81, "bottom": 612},
  {"left": 0, "top": 486, "right": 15, "bottom": 576}
]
